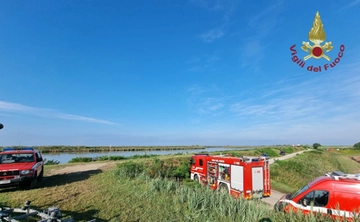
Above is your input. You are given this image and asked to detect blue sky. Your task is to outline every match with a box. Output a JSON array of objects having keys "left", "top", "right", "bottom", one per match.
[{"left": 1, "top": 0, "right": 360, "bottom": 146}]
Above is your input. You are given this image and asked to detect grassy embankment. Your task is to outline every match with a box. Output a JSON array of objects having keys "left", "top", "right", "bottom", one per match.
[
  {"left": 2, "top": 147, "right": 359, "bottom": 221},
  {"left": 271, "top": 148, "right": 360, "bottom": 193}
]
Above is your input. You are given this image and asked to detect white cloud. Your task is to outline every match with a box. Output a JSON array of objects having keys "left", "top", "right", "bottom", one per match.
[
  {"left": 239, "top": 0, "right": 284, "bottom": 69},
  {"left": 239, "top": 40, "right": 265, "bottom": 68},
  {"left": 248, "top": 1, "right": 283, "bottom": 30},
  {"left": 57, "top": 114, "right": 116, "bottom": 125},
  {"left": 189, "top": 0, "right": 239, "bottom": 14},
  {"left": 185, "top": 54, "right": 360, "bottom": 144},
  {"left": 186, "top": 85, "right": 226, "bottom": 115},
  {"left": 200, "top": 28, "right": 225, "bottom": 43},
  {"left": 193, "top": 0, "right": 240, "bottom": 43},
  {"left": 338, "top": 0, "right": 360, "bottom": 11},
  {"left": 0, "top": 101, "right": 41, "bottom": 113},
  {"left": 186, "top": 53, "right": 220, "bottom": 72},
  {"left": 0, "top": 101, "right": 117, "bottom": 125}
]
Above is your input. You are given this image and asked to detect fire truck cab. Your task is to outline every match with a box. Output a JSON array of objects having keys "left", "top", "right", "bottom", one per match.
[
  {"left": 190, "top": 154, "right": 271, "bottom": 199},
  {"left": 274, "top": 171, "right": 360, "bottom": 220}
]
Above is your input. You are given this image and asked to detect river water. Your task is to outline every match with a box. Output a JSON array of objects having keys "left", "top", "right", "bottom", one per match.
[{"left": 42, "top": 147, "right": 250, "bottom": 164}]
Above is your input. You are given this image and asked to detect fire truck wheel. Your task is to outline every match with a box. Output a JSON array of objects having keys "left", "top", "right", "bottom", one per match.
[
  {"left": 218, "top": 183, "right": 228, "bottom": 193},
  {"left": 194, "top": 175, "right": 200, "bottom": 183}
]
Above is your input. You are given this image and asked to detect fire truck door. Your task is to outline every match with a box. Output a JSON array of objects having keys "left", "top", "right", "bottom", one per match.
[{"left": 230, "top": 165, "right": 244, "bottom": 192}]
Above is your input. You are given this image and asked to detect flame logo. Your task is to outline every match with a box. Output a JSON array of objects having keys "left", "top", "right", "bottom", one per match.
[
  {"left": 301, "top": 12, "right": 333, "bottom": 61},
  {"left": 308, "top": 12, "right": 326, "bottom": 45}
]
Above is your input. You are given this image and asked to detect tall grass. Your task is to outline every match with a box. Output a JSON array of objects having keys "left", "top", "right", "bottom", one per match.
[
  {"left": 113, "top": 157, "right": 190, "bottom": 180},
  {"left": 68, "top": 153, "right": 159, "bottom": 163},
  {"left": 110, "top": 173, "right": 341, "bottom": 222},
  {"left": 209, "top": 146, "right": 304, "bottom": 158}
]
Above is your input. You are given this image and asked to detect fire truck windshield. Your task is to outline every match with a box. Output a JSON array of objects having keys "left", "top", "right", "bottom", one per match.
[{"left": 290, "top": 184, "right": 310, "bottom": 199}]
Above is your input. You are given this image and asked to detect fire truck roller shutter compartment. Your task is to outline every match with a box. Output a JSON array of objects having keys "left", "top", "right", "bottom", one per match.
[
  {"left": 252, "top": 167, "right": 264, "bottom": 192},
  {"left": 230, "top": 165, "right": 244, "bottom": 191}
]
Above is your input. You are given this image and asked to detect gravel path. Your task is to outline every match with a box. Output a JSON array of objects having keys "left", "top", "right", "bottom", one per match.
[{"left": 261, "top": 150, "right": 307, "bottom": 207}]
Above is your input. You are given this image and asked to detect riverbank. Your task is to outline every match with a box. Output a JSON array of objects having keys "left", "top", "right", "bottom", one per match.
[
  {"left": 42, "top": 147, "right": 254, "bottom": 164},
  {"left": 42, "top": 146, "right": 301, "bottom": 164},
  {"left": 3, "top": 149, "right": 359, "bottom": 221}
]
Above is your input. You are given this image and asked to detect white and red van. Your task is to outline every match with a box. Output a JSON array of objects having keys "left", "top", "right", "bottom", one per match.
[{"left": 274, "top": 171, "right": 360, "bottom": 220}]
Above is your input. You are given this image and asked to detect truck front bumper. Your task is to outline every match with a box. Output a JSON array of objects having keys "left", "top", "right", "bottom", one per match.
[{"left": 0, "top": 175, "right": 35, "bottom": 188}]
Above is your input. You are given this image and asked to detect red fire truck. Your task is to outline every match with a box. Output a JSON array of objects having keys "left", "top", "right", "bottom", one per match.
[{"left": 190, "top": 154, "right": 271, "bottom": 199}]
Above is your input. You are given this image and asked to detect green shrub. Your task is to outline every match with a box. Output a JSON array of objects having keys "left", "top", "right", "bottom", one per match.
[
  {"left": 258, "top": 148, "right": 278, "bottom": 157},
  {"left": 113, "top": 161, "right": 145, "bottom": 179},
  {"left": 130, "top": 154, "right": 158, "bottom": 159},
  {"left": 282, "top": 147, "right": 294, "bottom": 153},
  {"left": 354, "top": 142, "right": 360, "bottom": 150},
  {"left": 313, "top": 143, "right": 321, "bottom": 149},
  {"left": 310, "top": 149, "right": 323, "bottom": 154},
  {"left": 170, "top": 161, "right": 190, "bottom": 179},
  {"left": 68, "top": 157, "right": 93, "bottom": 163},
  {"left": 146, "top": 158, "right": 168, "bottom": 178},
  {"left": 96, "top": 155, "right": 127, "bottom": 161},
  {"left": 44, "top": 159, "right": 60, "bottom": 165}
]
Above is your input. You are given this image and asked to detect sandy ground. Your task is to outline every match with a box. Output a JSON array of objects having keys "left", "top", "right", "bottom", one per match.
[
  {"left": 47, "top": 150, "right": 308, "bottom": 207},
  {"left": 352, "top": 156, "right": 360, "bottom": 163},
  {"left": 47, "top": 162, "right": 116, "bottom": 176}
]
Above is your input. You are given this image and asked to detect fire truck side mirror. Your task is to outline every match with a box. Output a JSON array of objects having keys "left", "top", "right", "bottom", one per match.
[{"left": 189, "top": 158, "right": 195, "bottom": 165}]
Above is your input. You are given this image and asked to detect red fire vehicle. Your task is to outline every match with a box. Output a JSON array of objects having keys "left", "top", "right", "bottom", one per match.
[
  {"left": 274, "top": 171, "right": 360, "bottom": 220},
  {"left": 0, "top": 147, "right": 44, "bottom": 189},
  {"left": 190, "top": 154, "right": 271, "bottom": 199}
]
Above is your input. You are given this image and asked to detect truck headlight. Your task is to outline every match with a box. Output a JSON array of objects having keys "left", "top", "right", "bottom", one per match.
[{"left": 20, "top": 170, "right": 34, "bottom": 175}]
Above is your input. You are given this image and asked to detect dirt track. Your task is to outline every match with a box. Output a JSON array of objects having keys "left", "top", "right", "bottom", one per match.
[
  {"left": 47, "top": 162, "right": 116, "bottom": 176},
  {"left": 262, "top": 150, "right": 307, "bottom": 207}
]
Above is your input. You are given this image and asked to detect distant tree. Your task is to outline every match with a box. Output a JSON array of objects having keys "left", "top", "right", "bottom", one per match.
[
  {"left": 313, "top": 143, "right": 321, "bottom": 149},
  {"left": 354, "top": 142, "right": 360, "bottom": 150}
]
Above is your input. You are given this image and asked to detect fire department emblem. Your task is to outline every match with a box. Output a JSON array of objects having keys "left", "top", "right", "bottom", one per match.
[{"left": 301, "top": 11, "right": 333, "bottom": 61}]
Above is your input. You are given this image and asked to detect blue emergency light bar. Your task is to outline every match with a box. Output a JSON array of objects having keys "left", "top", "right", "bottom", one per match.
[{"left": 2, "top": 147, "right": 34, "bottom": 152}]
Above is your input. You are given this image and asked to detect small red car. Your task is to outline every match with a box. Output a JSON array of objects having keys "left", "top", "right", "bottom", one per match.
[{"left": 0, "top": 147, "right": 44, "bottom": 189}]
